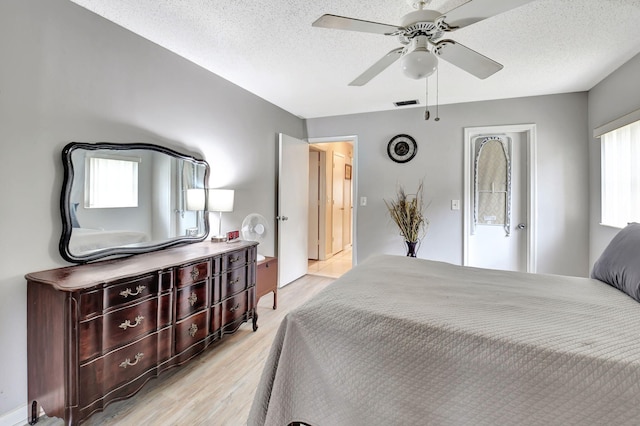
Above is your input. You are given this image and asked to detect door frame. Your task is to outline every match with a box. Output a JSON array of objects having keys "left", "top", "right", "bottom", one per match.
[
  {"left": 308, "top": 135, "right": 358, "bottom": 267},
  {"left": 331, "top": 151, "right": 346, "bottom": 256},
  {"left": 463, "top": 124, "right": 538, "bottom": 272},
  {"left": 308, "top": 149, "right": 321, "bottom": 260}
]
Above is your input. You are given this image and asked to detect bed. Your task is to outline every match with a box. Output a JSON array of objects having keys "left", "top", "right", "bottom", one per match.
[{"left": 249, "top": 224, "right": 640, "bottom": 426}]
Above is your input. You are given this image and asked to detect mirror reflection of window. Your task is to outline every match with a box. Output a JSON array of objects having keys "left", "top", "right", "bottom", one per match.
[{"left": 85, "top": 155, "right": 140, "bottom": 208}]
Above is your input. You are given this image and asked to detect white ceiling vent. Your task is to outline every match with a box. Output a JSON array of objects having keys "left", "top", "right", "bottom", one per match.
[{"left": 394, "top": 99, "right": 420, "bottom": 107}]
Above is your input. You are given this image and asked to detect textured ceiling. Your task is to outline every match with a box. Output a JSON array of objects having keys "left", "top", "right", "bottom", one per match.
[{"left": 68, "top": 0, "right": 640, "bottom": 119}]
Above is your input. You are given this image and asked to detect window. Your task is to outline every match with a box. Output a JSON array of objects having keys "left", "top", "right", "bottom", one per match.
[
  {"left": 85, "top": 155, "right": 140, "bottom": 208},
  {"left": 601, "top": 119, "right": 640, "bottom": 228}
]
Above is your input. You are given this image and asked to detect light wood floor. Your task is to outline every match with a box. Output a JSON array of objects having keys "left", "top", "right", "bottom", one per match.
[
  {"left": 308, "top": 247, "right": 352, "bottom": 278},
  {"left": 38, "top": 274, "right": 334, "bottom": 426}
]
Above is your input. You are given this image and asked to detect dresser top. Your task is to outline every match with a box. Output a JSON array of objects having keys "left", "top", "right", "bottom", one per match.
[{"left": 26, "top": 240, "right": 258, "bottom": 291}]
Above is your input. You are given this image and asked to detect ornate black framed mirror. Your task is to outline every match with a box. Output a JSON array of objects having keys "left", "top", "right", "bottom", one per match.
[{"left": 60, "top": 142, "right": 209, "bottom": 263}]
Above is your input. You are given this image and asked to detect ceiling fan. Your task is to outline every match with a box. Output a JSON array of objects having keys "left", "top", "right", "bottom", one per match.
[{"left": 312, "top": 0, "right": 535, "bottom": 86}]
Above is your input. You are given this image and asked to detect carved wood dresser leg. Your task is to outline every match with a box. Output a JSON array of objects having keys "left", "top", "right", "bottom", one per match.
[{"left": 252, "top": 310, "right": 259, "bottom": 332}]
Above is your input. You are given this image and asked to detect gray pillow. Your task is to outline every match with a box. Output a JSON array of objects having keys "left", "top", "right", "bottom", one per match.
[{"left": 591, "top": 222, "right": 640, "bottom": 301}]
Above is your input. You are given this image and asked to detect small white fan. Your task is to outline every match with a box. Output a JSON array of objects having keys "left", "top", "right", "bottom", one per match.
[{"left": 241, "top": 213, "right": 269, "bottom": 261}]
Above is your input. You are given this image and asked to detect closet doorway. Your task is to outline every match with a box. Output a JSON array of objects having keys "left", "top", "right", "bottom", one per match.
[{"left": 307, "top": 138, "right": 355, "bottom": 278}]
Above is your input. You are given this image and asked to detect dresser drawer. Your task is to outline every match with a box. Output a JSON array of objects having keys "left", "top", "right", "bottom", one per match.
[
  {"left": 79, "top": 294, "right": 172, "bottom": 361},
  {"left": 223, "top": 249, "right": 249, "bottom": 270},
  {"left": 79, "top": 327, "right": 172, "bottom": 409},
  {"left": 79, "top": 273, "right": 165, "bottom": 320},
  {"left": 221, "top": 290, "right": 248, "bottom": 327},
  {"left": 176, "top": 281, "right": 208, "bottom": 321},
  {"left": 221, "top": 267, "right": 247, "bottom": 300},
  {"left": 175, "top": 310, "right": 209, "bottom": 354},
  {"left": 176, "top": 260, "right": 210, "bottom": 288}
]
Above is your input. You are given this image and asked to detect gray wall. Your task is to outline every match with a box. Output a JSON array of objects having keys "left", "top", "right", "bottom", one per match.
[
  {"left": 588, "top": 52, "right": 640, "bottom": 267},
  {"left": 306, "top": 93, "right": 590, "bottom": 276},
  {"left": 0, "top": 0, "right": 303, "bottom": 418}
]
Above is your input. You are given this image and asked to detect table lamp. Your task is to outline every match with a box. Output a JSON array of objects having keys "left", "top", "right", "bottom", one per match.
[{"left": 207, "top": 189, "right": 234, "bottom": 242}]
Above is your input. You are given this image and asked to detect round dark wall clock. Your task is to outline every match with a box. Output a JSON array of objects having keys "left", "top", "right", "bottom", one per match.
[{"left": 387, "top": 134, "right": 417, "bottom": 163}]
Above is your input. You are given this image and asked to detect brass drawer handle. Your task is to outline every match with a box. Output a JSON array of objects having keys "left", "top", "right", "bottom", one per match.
[
  {"left": 188, "top": 323, "right": 198, "bottom": 337},
  {"left": 120, "top": 285, "right": 146, "bottom": 298},
  {"left": 119, "top": 314, "right": 144, "bottom": 330},
  {"left": 229, "top": 303, "right": 240, "bottom": 313},
  {"left": 190, "top": 267, "right": 200, "bottom": 280},
  {"left": 188, "top": 292, "right": 198, "bottom": 306},
  {"left": 229, "top": 256, "right": 240, "bottom": 263},
  {"left": 228, "top": 278, "right": 240, "bottom": 286},
  {"left": 119, "top": 352, "right": 144, "bottom": 369}
]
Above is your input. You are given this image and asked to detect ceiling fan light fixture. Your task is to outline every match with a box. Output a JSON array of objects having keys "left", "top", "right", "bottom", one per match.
[{"left": 401, "top": 47, "right": 438, "bottom": 80}]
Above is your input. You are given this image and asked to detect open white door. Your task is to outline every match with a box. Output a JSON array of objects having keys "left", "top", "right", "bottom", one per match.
[
  {"left": 463, "top": 124, "right": 537, "bottom": 273},
  {"left": 278, "top": 133, "right": 309, "bottom": 287}
]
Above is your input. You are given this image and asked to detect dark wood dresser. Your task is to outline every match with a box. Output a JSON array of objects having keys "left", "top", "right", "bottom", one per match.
[{"left": 26, "top": 240, "right": 258, "bottom": 425}]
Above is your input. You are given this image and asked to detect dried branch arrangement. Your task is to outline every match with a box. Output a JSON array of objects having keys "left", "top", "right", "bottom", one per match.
[{"left": 384, "top": 181, "right": 428, "bottom": 243}]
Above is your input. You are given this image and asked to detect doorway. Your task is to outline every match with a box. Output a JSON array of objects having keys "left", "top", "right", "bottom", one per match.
[
  {"left": 307, "top": 137, "right": 355, "bottom": 278},
  {"left": 463, "top": 124, "right": 537, "bottom": 273}
]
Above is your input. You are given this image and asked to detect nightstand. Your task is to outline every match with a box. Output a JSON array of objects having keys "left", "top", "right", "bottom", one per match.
[{"left": 257, "top": 257, "right": 278, "bottom": 309}]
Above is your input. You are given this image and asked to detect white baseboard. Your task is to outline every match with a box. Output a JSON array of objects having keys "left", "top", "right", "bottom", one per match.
[{"left": 0, "top": 403, "right": 27, "bottom": 426}]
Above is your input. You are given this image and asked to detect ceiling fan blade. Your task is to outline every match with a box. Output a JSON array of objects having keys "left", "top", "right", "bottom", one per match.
[
  {"left": 312, "top": 14, "right": 402, "bottom": 35},
  {"left": 440, "top": 0, "right": 536, "bottom": 29},
  {"left": 433, "top": 40, "right": 503, "bottom": 79},
  {"left": 349, "top": 48, "right": 404, "bottom": 86}
]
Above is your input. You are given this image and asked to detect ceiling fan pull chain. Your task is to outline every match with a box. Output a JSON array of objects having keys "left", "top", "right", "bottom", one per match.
[
  {"left": 424, "top": 77, "right": 430, "bottom": 120},
  {"left": 435, "top": 67, "right": 440, "bottom": 121}
]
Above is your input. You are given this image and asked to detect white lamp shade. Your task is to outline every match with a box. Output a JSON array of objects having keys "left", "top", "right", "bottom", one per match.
[
  {"left": 186, "top": 188, "right": 206, "bottom": 211},
  {"left": 206, "top": 189, "right": 234, "bottom": 212},
  {"left": 401, "top": 49, "right": 438, "bottom": 80}
]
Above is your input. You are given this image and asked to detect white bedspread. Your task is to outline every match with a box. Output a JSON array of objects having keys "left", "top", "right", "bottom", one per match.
[{"left": 249, "top": 255, "right": 640, "bottom": 426}]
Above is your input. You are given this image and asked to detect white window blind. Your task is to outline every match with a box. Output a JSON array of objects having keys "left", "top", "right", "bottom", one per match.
[
  {"left": 601, "top": 119, "right": 640, "bottom": 228},
  {"left": 85, "top": 156, "right": 140, "bottom": 208}
]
